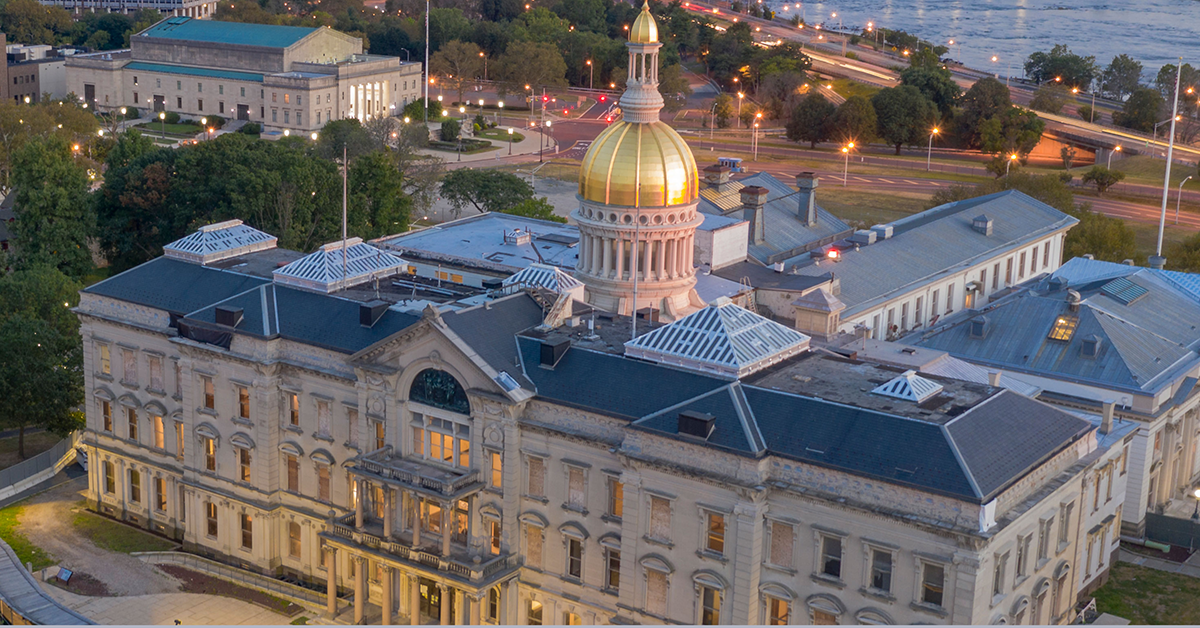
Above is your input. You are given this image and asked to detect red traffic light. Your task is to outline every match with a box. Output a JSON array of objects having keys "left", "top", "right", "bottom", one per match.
[
  {"left": 600, "top": 95, "right": 606, "bottom": 101},
  {"left": 564, "top": 109, "right": 569, "bottom": 115},
  {"left": 542, "top": 95, "right": 549, "bottom": 102}
]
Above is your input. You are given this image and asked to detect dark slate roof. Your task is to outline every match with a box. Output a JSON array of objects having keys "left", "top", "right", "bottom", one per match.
[
  {"left": 517, "top": 337, "right": 728, "bottom": 420},
  {"left": 945, "top": 391, "right": 1092, "bottom": 499},
  {"left": 443, "top": 294, "right": 547, "bottom": 389},
  {"left": 710, "top": 260, "right": 831, "bottom": 291},
  {"left": 83, "top": 257, "right": 269, "bottom": 316},
  {"left": 184, "top": 283, "right": 420, "bottom": 354},
  {"left": 635, "top": 384, "right": 759, "bottom": 454}
]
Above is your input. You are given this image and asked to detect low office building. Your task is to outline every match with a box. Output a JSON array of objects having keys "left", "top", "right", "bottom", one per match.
[
  {"left": 6, "top": 41, "right": 75, "bottom": 103},
  {"left": 38, "top": 0, "right": 217, "bottom": 19},
  {"left": 75, "top": 212, "right": 1119, "bottom": 625},
  {"left": 65, "top": 17, "right": 422, "bottom": 131}
]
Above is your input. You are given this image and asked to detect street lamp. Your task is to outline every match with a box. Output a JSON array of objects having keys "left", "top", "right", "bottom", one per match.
[
  {"left": 841, "top": 142, "right": 855, "bottom": 186},
  {"left": 927, "top": 128, "right": 939, "bottom": 171},
  {"left": 159, "top": 111, "right": 166, "bottom": 139},
  {"left": 1108, "top": 145, "right": 1121, "bottom": 168},
  {"left": 508, "top": 127, "right": 514, "bottom": 155},
  {"left": 311, "top": 132, "right": 319, "bottom": 140},
  {"left": 479, "top": 51, "right": 488, "bottom": 82},
  {"left": 1192, "top": 488, "right": 1200, "bottom": 522},
  {"left": 586, "top": 60, "right": 594, "bottom": 90},
  {"left": 991, "top": 55, "right": 999, "bottom": 79},
  {"left": 1006, "top": 153, "right": 1018, "bottom": 176},
  {"left": 1072, "top": 87, "right": 1098, "bottom": 124},
  {"left": 1154, "top": 115, "right": 1183, "bottom": 142},
  {"left": 1177, "top": 176, "right": 1194, "bottom": 225},
  {"left": 752, "top": 112, "right": 762, "bottom": 160},
  {"left": 736, "top": 92, "right": 744, "bottom": 128}
]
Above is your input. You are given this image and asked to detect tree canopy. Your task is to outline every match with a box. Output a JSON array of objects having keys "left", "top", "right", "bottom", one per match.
[
  {"left": 1024, "top": 44, "right": 1098, "bottom": 88},
  {"left": 439, "top": 169, "right": 535, "bottom": 218},
  {"left": 9, "top": 135, "right": 95, "bottom": 279},
  {"left": 785, "top": 91, "right": 835, "bottom": 149},
  {"left": 871, "top": 85, "right": 936, "bottom": 154}
]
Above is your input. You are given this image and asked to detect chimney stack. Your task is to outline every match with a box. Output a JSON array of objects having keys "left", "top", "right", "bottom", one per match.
[
  {"left": 740, "top": 185, "right": 769, "bottom": 245},
  {"left": 703, "top": 164, "right": 732, "bottom": 192},
  {"left": 796, "top": 172, "right": 819, "bottom": 227},
  {"left": 1101, "top": 399, "right": 1115, "bottom": 435},
  {"left": 987, "top": 371, "right": 1002, "bottom": 387}
]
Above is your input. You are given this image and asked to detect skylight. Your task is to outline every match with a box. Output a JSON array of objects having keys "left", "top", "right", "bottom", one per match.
[
  {"left": 1100, "top": 276, "right": 1149, "bottom": 305},
  {"left": 163, "top": 220, "right": 276, "bottom": 264},
  {"left": 1047, "top": 315, "right": 1079, "bottom": 342}
]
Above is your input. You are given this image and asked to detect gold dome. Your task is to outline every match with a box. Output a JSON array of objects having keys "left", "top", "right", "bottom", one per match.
[
  {"left": 629, "top": 1, "right": 658, "bottom": 44},
  {"left": 579, "top": 120, "right": 698, "bottom": 207}
]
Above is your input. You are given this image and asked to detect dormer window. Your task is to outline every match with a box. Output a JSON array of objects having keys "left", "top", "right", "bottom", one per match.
[
  {"left": 969, "top": 315, "right": 989, "bottom": 339},
  {"left": 1081, "top": 335, "right": 1102, "bottom": 358},
  {"left": 1047, "top": 315, "right": 1078, "bottom": 342}
]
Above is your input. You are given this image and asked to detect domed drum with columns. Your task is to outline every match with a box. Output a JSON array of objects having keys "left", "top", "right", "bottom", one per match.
[{"left": 572, "top": 1, "right": 703, "bottom": 320}]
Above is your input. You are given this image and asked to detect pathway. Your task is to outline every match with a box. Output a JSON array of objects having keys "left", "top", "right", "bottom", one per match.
[
  {"left": 1118, "top": 547, "right": 1200, "bottom": 579},
  {"left": 41, "top": 587, "right": 295, "bottom": 625}
]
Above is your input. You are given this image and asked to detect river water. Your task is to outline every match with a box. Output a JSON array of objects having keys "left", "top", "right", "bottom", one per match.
[{"left": 770, "top": 0, "right": 1200, "bottom": 78}]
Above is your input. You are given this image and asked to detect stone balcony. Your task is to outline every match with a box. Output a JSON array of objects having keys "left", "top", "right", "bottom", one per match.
[{"left": 348, "top": 447, "right": 483, "bottom": 500}]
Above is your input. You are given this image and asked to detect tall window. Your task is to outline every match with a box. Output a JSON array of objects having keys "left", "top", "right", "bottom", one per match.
[
  {"left": 154, "top": 477, "right": 166, "bottom": 512},
  {"left": 288, "top": 521, "right": 301, "bottom": 558},
  {"left": 317, "top": 400, "right": 331, "bottom": 437},
  {"left": 646, "top": 569, "right": 668, "bottom": 617},
  {"left": 705, "top": 512, "right": 725, "bottom": 555},
  {"left": 149, "top": 355, "right": 164, "bottom": 390},
  {"left": 527, "top": 457, "right": 545, "bottom": 497},
  {"left": 567, "top": 468, "right": 585, "bottom": 510},
  {"left": 869, "top": 549, "right": 893, "bottom": 593},
  {"left": 607, "top": 477, "right": 624, "bottom": 518},
  {"left": 946, "top": 284, "right": 955, "bottom": 313},
  {"left": 767, "top": 597, "right": 789, "bottom": 625},
  {"left": 202, "top": 376, "right": 214, "bottom": 410},
  {"left": 175, "top": 422, "right": 185, "bottom": 459},
  {"left": 102, "top": 400, "right": 112, "bottom": 432},
  {"left": 566, "top": 537, "right": 582, "bottom": 579},
  {"left": 288, "top": 393, "right": 299, "bottom": 426},
  {"left": 605, "top": 548, "right": 620, "bottom": 590},
  {"left": 127, "top": 408, "right": 138, "bottom": 441},
  {"left": 921, "top": 562, "right": 945, "bottom": 607},
  {"left": 174, "top": 362, "right": 182, "bottom": 397},
  {"left": 490, "top": 519, "right": 502, "bottom": 555},
  {"left": 122, "top": 348, "right": 136, "bottom": 384},
  {"left": 240, "top": 513, "right": 253, "bottom": 550},
  {"left": 347, "top": 408, "right": 359, "bottom": 448},
  {"left": 286, "top": 454, "right": 299, "bottom": 492},
  {"left": 527, "top": 600, "right": 542, "bottom": 626},
  {"left": 153, "top": 415, "right": 164, "bottom": 449},
  {"left": 411, "top": 413, "right": 469, "bottom": 468},
  {"left": 769, "top": 521, "right": 793, "bottom": 568},
  {"left": 205, "top": 502, "right": 218, "bottom": 537},
  {"left": 204, "top": 438, "right": 216, "bottom": 472},
  {"left": 1016, "top": 534, "right": 1031, "bottom": 578},
  {"left": 1038, "top": 517, "right": 1054, "bottom": 561},
  {"left": 992, "top": 262, "right": 1001, "bottom": 290},
  {"left": 1059, "top": 502, "right": 1074, "bottom": 546},
  {"left": 699, "top": 585, "right": 720, "bottom": 625},
  {"left": 992, "top": 552, "right": 1008, "bottom": 596},
  {"left": 318, "top": 464, "right": 330, "bottom": 502},
  {"left": 238, "top": 386, "right": 250, "bottom": 420},
  {"left": 1031, "top": 245, "right": 1040, "bottom": 273},
  {"left": 238, "top": 449, "right": 252, "bottom": 483},
  {"left": 820, "top": 536, "right": 843, "bottom": 578},
  {"left": 99, "top": 344, "right": 111, "bottom": 375},
  {"left": 930, "top": 289, "right": 939, "bottom": 317},
  {"left": 649, "top": 496, "right": 671, "bottom": 541},
  {"left": 488, "top": 588, "right": 500, "bottom": 622},
  {"left": 104, "top": 461, "right": 115, "bottom": 493},
  {"left": 1043, "top": 243, "right": 1052, "bottom": 267},
  {"left": 490, "top": 451, "right": 503, "bottom": 488},
  {"left": 1019, "top": 252, "right": 1028, "bottom": 279},
  {"left": 525, "top": 524, "right": 543, "bottom": 569},
  {"left": 375, "top": 420, "right": 386, "bottom": 451}
]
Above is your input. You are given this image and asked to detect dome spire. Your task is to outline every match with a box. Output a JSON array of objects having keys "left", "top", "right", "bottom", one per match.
[{"left": 620, "top": 2, "right": 663, "bottom": 124}]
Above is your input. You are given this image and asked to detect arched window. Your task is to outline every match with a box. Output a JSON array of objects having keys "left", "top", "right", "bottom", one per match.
[{"left": 409, "top": 369, "right": 469, "bottom": 414}]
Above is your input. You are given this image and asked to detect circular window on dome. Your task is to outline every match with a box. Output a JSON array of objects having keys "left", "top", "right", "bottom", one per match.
[
  {"left": 639, "top": 215, "right": 649, "bottom": 225},
  {"left": 583, "top": 208, "right": 592, "bottom": 219},
  {"left": 668, "top": 213, "right": 677, "bottom": 224},
  {"left": 653, "top": 214, "right": 663, "bottom": 225},
  {"left": 622, "top": 214, "right": 632, "bottom": 224},
  {"left": 609, "top": 213, "right": 618, "bottom": 222}
]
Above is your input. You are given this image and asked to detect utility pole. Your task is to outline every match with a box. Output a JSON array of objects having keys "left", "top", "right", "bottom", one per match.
[
  {"left": 1152, "top": 57, "right": 1183, "bottom": 269},
  {"left": 423, "top": 0, "right": 430, "bottom": 124}
]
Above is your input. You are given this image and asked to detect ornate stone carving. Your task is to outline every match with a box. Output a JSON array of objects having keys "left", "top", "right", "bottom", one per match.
[{"left": 484, "top": 424, "right": 504, "bottom": 448}]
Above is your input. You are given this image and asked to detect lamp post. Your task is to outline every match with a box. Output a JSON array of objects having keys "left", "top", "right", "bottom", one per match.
[
  {"left": 508, "top": 127, "right": 514, "bottom": 155},
  {"left": 479, "top": 51, "right": 488, "bottom": 82},
  {"left": 1073, "top": 87, "right": 1098, "bottom": 124},
  {"left": 1108, "top": 145, "right": 1121, "bottom": 168},
  {"left": 1154, "top": 115, "right": 1183, "bottom": 142},
  {"left": 927, "top": 128, "right": 939, "bottom": 171},
  {"left": 1192, "top": 488, "right": 1200, "bottom": 522},
  {"left": 991, "top": 55, "right": 999, "bottom": 79},
  {"left": 709, "top": 101, "right": 717, "bottom": 147},
  {"left": 752, "top": 117, "right": 761, "bottom": 161},
  {"left": 159, "top": 111, "right": 166, "bottom": 139},
  {"left": 1006, "top": 153, "right": 1018, "bottom": 176},
  {"left": 1177, "top": 176, "right": 1193, "bottom": 225},
  {"left": 842, "top": 142, "right": 854, "bottom": 186},
  {"left": 478, "top": 98, "right": 485, "bottom": 128},
  {"left": 736, "top": 92, "right": 744, "bottom": 129},
  {"left": 497, "top": 101, "right": 504, "bottom": 125},
  {"left": 586, "top": 60, "right": 594, "bottom": 90}
]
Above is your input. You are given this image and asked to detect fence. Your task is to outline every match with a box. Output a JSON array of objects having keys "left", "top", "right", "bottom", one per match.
[
  {"left": 1144, "top": 512, "right": 1200, "bottom": 549},
  {"left": 0, "top": 539, "right": 93, "bottom": 625},
  {"left": 0, "top": 432, "right": 80, "bottom": 504},
  {"left": 133, "top": 551, "right": 331, "bottom": 610}
]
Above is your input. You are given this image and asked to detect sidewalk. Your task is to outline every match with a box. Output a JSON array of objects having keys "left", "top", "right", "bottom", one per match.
[
  {"left": 419, "top": 122, "right": 555, "bottom": 164},
  {"left": 1119, "top": 547, "right": 1200, "bottom": 579},
  {"left": 40, "top": 584, "right": 297, "bottom": 625}
]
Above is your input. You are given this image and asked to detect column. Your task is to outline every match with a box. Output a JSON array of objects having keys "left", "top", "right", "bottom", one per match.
[
  {"left": 642, "top": 239, "right": 653, "bottom": 282},
  {"left": 384, "top": 488, "right": 393, "bottom": 539},
  {"left": 656, "top": 239, "right": 666, "bottom": 280},
  {"left": 354, "top": 556, "right": 367, "bottom": 625},
  {"left": 411, "top": 493, "right": 421, "bottom": 547},
  {"left": 602, "top": 237, "right": 613, "bottom": 278},
  {"left": 591, "top": 235, "right": 603, "bottom": 276},
  {"left": 355, "top": 479, "right": 364, "bottom": 529},
  {"left": 615, "top": 238, "right": 625, "bottom": 280},
  {"left": 456, "top": 590, "right": 467, "bottom": 626},
  {"left": 441, "top": 502, "right": 452, "bottom": 557},
  {"left": 666, "top": 239, "right": 676, "bottom": 279},
  {"left": 382, "top": 566, "right": 393, "bottom": 625},
  {"left": 325, "top": 546, "right": 338, "bottom": 617},
  {"left": 410, "top": 575, "right": 421, "bottom": 626},
  {"left": 577, "top": 236, "right": 589, "bottom": 273},
  {"left": 469, "top": 593, "right": 481, "bottom": 626},
  {"left": 439, "top": 584, "right": 451, "bottom": 626}
]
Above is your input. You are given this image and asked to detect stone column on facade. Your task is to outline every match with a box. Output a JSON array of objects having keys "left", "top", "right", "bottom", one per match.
[
  {"left": 325, "top": 546, "right": 339, "bottom": 617},
  {"left": 356, "top": 479, "right": 365, "bottom": 530},
  {"left": 441, "top": 502, "right": 453, "bottom": 557},
  {"left": 455, "top": 589, "right": 467, "bottom": 626},
  {"left": 439, "top": 584, "right": 451, "bottom": 626},
  {"left": 642, "top": 240, "right": 653, "bottom": 284},
  {"left": 615, "top": 239, "right": 625, "bottom": 280},
  {"left": 411, "top": 491, "right": 422, "bottom": 547},
  {"left": 730, "top": 495, "right": 768, "bottom": 624},
  {"left": 577, "top": 236, "right": 589, "bottom": 273},
  {"left": 410, "top": 574, "right": 422, "bottom": 626},
  {"left": 666, "top": 238, "right": 677, "bottom": 279},
  {"left": 655, "top": 238, "right": 667, "bottom": 280},
  {"left": 354, "top": 555, "right": 367, "bottom": 625},
  {"left": 382, "top": 566, "right": 393, "bottom": 625},
  {"left": 384, "top": 487, "right": 393, "bottom": 539},
  {"left": 469, "top": 592, "right": 482, "bottom": 625},
  {"left": 602, "top": 237, "right": 613, "bottom": 278}
]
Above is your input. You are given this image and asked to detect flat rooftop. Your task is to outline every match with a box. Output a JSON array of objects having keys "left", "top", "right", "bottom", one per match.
[{"left": 377, "top": 213, "right": 580, "bottom": 274}]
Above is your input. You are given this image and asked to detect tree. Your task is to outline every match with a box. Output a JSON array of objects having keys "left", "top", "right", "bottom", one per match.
[
  {"left": 439, "top": 118, "right": 461, "bottom": 142},
  {"left": 1029, "top": 84, "right": 1071, "bottom": 114},
  {"left": 430, "top": 40, "right": 483, "bottom": 106},
  {"left": 785, "top": 91, "right": 835, "bottom": 148},
  {"left": 713, "top": 93, "right": 734, "bottom": 129},
  {"left": 871, "top": 85, "right": 935, "bottom": 154},
  {"left": 439, "top": 169, "right": 533, "bottom": 217},
  {"left": 1099, "top": 54, "right": 1143, "bottom": 100},
  {"left": 0, "top": 266, "right": 84, "bottom": 459},
  {"left": 10, "top": 136, "right": 94, "bottom": 278},
  {"left": 829, "top": 96, "right": 876, "bottom": 144},
  {"left": 480, "top": 0, "right": 523, "bottom": 22},
  {"left": 1166, "top": 231, "right": 1200, "bottom": 272},
  {"left": 315, "top": 119, "right": 375, "bottom": 161},
  {"left": 0, "top": 0, "right": 73, "bottom": 45},
  {"left": 494, "top": 41, "right": 568, "bottom": 96},
  {"left": 1077, "top": 105, "right": 1096, "bottom": 124},
  {"left": 1114, "top": 87, "right": 1164, "bottom": 133},
  {"left": 349, "top": 151, "right": 411, "bottom": 238},
  {"left": 504, "top": 197, "right": 566, "bottom": 223},
  {"left": 958, "top": 78, "right": 1011, "bottom": 148},
  {"left": 106, "top": 129, "right": 158, "bottom": 170},
  {"left": 899, "top": 66, "right": 960, "bottom": 117},
  {"left": 978, "top": 107, "right": 1045, "bottom": 160},
  {"left": 1060, "top": 146, "right": 1077, "bottom": 170},
  {"left": 658, "top": 64, "right": 693, "bottom": 112},
  {"left": 1081, "top": 166, "right": 1126, "bottom": 194},
  {"left": 1024, "top": 44, "right": 1098, "bottom": 88},
  {"left": 1154, "top": 63, "right": 1200, "bottom": 102}
]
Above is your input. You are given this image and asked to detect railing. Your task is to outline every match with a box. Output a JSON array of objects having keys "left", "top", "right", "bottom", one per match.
[
  {"left": 134, "top": 551, "right": 328, "bottom": 608},
  {"left": 0, "top": 538, "right": 94, "bottom": 625},
  {"left": 326, "top": 515, "right": 516, "bottom": 581},
  {"left": 0, "top": 432, "right": 80, "bottom": 503},
  {"left": 356, "top": 456, "right": 480, "bottom": 497}
]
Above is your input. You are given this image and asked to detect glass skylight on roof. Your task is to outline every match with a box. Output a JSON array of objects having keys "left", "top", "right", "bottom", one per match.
[
  {"left": 1047, "top": 315, "right": 1079, "bottom": 342},
  {"left": 503, "top": 263, "right": 584, "bottom": 296},
  {"left": 273, "top": 238, "right": 406, "bottom": 293},
  {"left": 163, "top": 220, "right": 277, "bottom": 264},
  {"left": 1100, "top": 276, "right": 1149, "bottom": 305},
  {"left": 871, "top": 370, "right": 944, "bottom": 403}
]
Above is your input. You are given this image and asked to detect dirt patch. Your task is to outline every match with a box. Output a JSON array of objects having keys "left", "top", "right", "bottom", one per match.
[
  {"left": 1123, "top": 542, "right": 1194, "bottom": 563},
  {"left": 158, "top": 564, "right": 303, "bottom": 617},
  {"left": 50, "top": 571, "right": 111, "bottom": 597},
  {"left": 16, "top": 476, "right": 179, "bottom": 596}
]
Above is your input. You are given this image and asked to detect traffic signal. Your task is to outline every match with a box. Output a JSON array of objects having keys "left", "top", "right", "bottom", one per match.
[
  {"left": 600, "top": 95, "right": 606, "bottom": 102},
  {"left": 542, "top": 95, "right": 549, "bottom": 102}
]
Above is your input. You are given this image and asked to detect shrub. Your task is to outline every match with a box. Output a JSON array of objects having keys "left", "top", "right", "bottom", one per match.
[
  {"left": 845, "top": 51, "right": 859, "bottom": 60},
  {"left": 124, "top": 107, "right": 140, "bottom": 119},
  {"left": 164, "top": 111, "right": 181, "bottom": 124},
  {"left": 206, "top": 115, "right": 226, "bottom": 129},
  {"left": 239, "top": 122, "right": 262, "bottom": 135},
  {"left": 440, "top": 118, "right": 461, "bottom": 142}
]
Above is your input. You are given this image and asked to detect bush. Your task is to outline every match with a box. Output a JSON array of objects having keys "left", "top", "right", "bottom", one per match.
[
  {"left": 164, "top": 111, "right": 181, "bottom": 124},
  {"left": 440, "top": 118, "right": 461, "bottom": 142},
  {"left": 1082, "top": 165, "right": 1126, "bottom": 194},
  {"left": 239, "top": 122, "right": 262, "bottom": 135},
  {"left": 1077, "top": 104, "right": 1095, "bottom": 123},
  {"left": 845, "top": 51, "right": 859, "bottom": 60},
  {"left": 1058, "top": 173, "right": 1074, "bottom": 185},
  {"left": 206, "top": 115, "right": 226, "bottom": 129},
  {"left": 124, "top": 107, "right": 140, "bottom": 119},
  {"left": 850, "top": 35, "right": 861, "bottom": 45},
  {"left": 474, "top": 114, "right": 486, "bottom": 130}
]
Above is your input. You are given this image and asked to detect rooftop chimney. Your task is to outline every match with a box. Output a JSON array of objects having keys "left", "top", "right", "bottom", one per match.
[
  {"left": 214, "top": 305, "right": 243, "bottom": 328},
  {"left": 1067, "top": 289, "right": 1082, "bottom": 312},
  {"left": 539, "top": 338, "right": 570, "bottom": 368},
  {"left": 678, "top": 410, "right": 716, "bottom": 440},
  {"left": 1101, "top": 399, "right": 1115, "bottom": 435},
  {"left": 987, "top": 370, "right": 1002, "bottom": 387},
  {"left": 359, "top": 300, "right": 389, "bottom": 327},
  {"left": 796, "top": 172, "right": 819, "bottom": 227},
  {"left": 703, "top": 164, "right": 733, "bottom": 192},
  {"left": 741, "top": 185, "right": 769, "bottom": 245},
  {"left": 1148, "top": 255, "right": 1166, "bottom": 270}
]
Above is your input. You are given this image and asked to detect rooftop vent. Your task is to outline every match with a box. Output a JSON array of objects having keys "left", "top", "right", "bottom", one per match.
[
  {"left": 539, "top": 338, "right": 570, "bottom": 368},
  {"left": 504, "top": 229, "right": 533, "bottom": 246},
  {"left": 969, "top": 315, "right": 989, "bottom": 339},
  {"left": 677, "top": 410, "right": 715, "bottom": 440},
  {"left": 359, "top": 300, "right": 389, "bottom": 327},
  {"left": 1048, "top": 276, "right": 1068, "bottom": 292},
  {"left": 971, "top": 214, "right": 993, "bottom": 236},
  {"left": 503, "top": 263, "right": 584, "bottom": 297},
  {"left": 1081, "top": 334, "right": 1103, "bottom": 359},
  {"left": 1067, "top": 289, "right": 1082, "bottom": 312},
  {"left": 870, "top": 224, "right": 894, "bottom": 241},
  {"left": 214, "top": 305, "right": 243, "bottom": 328},
  {"left": 848, "top": 229, "right": 877, "bottom": 246},
  {"left": 871, "top": 370, "right": 944, "bottom": 403}
]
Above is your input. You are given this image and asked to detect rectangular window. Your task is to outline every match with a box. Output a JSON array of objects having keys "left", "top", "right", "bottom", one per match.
[
  {"left": 1016, "top": 533, "right": 1031, "bottom": 577},
  {"left": 284, "top": 93, "right": 290, "bottom": 104},
  {"left": 284, "top": 110, "right": 290, "bottom": 124},
  {"left": 1039, "top": 516, "right": 1054, "bottom": 561},
  {"left": 176, "top": 80, "right": 181, "bottom": 90},
  {"left": 127, "top": 407, "right": 138, "bottom": 441},
  {"left": 317, "top": 400, "right": 331, "bottom": 437},
  {"left": 1094, "top": 473, "right": 1102, "bottom": 511},
  {"left": 202, "top": 376, "right": 214, "bottom": 410},
  {"left": 700, "top": 585, "right": 720, "bottom": 625},
  {"left": 992, "top": 552, "right": 1008, "bottom": 596},
  {"left": 820, "top": 536, "right": 842, "bottom": 578},
  {"left": 490, "top": 451, "right": 503, "bottom": 488},
  {"left": 769, "top": 520, "right": 793, "bottom": 568},
  {"left": 767, "top": 597, "right": 789, "bottom": 625},
  {"left": 1059, "top": 502, "right": 1074, "bottom": 546},
  {"left": 102, "top": 400, "right": 112, "bottom": 432},
  {"left": 176, "top": 421, "right": 184, "bottom": 458},
  {"left": 914, "top": 296, "right": 923, "bottom": 326},
  {"left": 286, "top": 454, "right": 299, "bottom": 492},
  {"left": 272, "top": 92, "right": 277, "bottom": 102},
  {"left": 488, "top": 588, "right": 500, "bottom": 622},
  {"left": 922, "top": 562, "right": 946, "bottom": 607},
  {"left": 900, "top": 302, "right": 908, "bottom": 330},
  {"left": 1121, "top": 445, "right": 1129, "bottom": 475},
  {"left": 122, "top": 348, "right": 136, "bottom": 382},
  {"left": 288, "top": 521, "right": 301, "bottom": 558},
  {"left": 154, "top": 477, "right": 166, "bottom": 512},
  {"left": 993, "top": 262, "right": 1001, "bottom": 290},
  {"left": 706, "top": 512, "right": 725, "bottom": 555},
  {"left": 1006, "top": 258, "right": 1013, "bottom": 285},
  {"left": 527, "top": 600, "right": 542, "bottom": 626},
  {"left": 272, "top": 109, "right": 277, "bottom": 122},
  {"left": 241, "top": 513, "right": 253, "bottom": 550},
  {"left": 174, "top": 362, "right": 181, "bottom": 398},
  {"left": 567, "top": 467, "right": 585, "bottom": 509},
  {"left": 177, "top": 96, "right": 182, "bottom": 108},
  {"left": 133, "top": 91, "right": 139, "bottom": 104},
  {"left": 240, "top": 87, "right": 246, "bottom": 97},
  {"left": 525, "top": 524, "right": 542, "bottom": 569},
  {"left": 375, "top": 421, "right": 385, "bottom": 451},
  {"left": 348, "top": 408, "right": 359, "bottom": 448},
  {"left": 205, "top": 502, "right": 218, "bottom": 537},
  {"left": 607, "top": 477, "right": 624, "bottom": 518},
  {"left": 288, "top": 393, "right": 299, "bottom": 426},
  {"left": 104, "top": 461, "right": 115, "bottom": 493},
  {"left": 239, "top": 449, "right": 252, "bottom": 483},
  {"left": 870, "top": 549, "right": 893, "bottom": 592},
  {"left": 134, "top": 76, "right": 139, "bottom": 85},
  {"left": 946, "top": 284, "right": 955, "bottom": 313},
  {"left": 528, "top": 457, "right": 545, "bottom": 497},
  {"left": 198, "top": 99, "right": 203, "bottom": 111},
  {"left": 238, "top": 386, "right": 250, "bottom": 419},
  {"left": 1019, "top": 252, "right": 1028, "bottom": 279},
  {"left": 646, "top": 570, "right": 668, "bottom": 616},
  {"left": 219, "top": 84, "right": 224, "bottom": 95},
  {"left": 153, "top": 415, "right": 164, "bottom": 449},
  {"left": 204, "top": 437, "right": 216, "bottom": 472},
  {"left": 930, "top": 290, "right": 939, "bottom": 318},
  {"left": 649, "top": 496, "right": 671, "bottom": 540},
  {"left": 567, "top": 537, "right": 582, "bottom": 579},
  {"left": 1031, "top": 246, "right": 1040, "bottom": 273},
  {"left": 149, "top": 355, "right": 163, "bottom": 390},
  {"left": 490, "top": 519, "right": 502, "bottom": 555},
  {"left": 218, "top": 101, "right": 224, "bottom": 114},
  {"left": 1044, "top": 242, "right": 1052, "bottom": 267},
  {"left": 605, "top": 548, "right": 621, "bottom": 590}
]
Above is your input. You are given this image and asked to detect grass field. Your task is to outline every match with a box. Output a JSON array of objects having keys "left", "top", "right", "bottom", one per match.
[
  {"left": 0, "top": 502, "right": 56, "bottom": 571},
  {"left": 817, "top": 186, "right": 933, "bottom": 227},
  {"left": 1093, "top": 561, "right": 1200, "bottom": 624},
  {"left": 70, "top": 506, "right": 177, "bottom": 554},
  {"left": 1061, "top": 155, "right": 1200, "bottom": 190},
  {"left": 495, "top": 160, "right": 580, "bottom": 183},
  {"left": 0, "top": 431, "right": 61, "bottom": 471},
  {"left": 829, "top": 78, "right": 881, "bottom": 101},
  {"left": 478, "top": 128, "right": 526, "bottom": 143}
]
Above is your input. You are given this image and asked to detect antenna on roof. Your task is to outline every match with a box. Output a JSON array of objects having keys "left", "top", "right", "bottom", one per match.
[{"left": 342, "top": 144, "right": 348, "bottom": 288}]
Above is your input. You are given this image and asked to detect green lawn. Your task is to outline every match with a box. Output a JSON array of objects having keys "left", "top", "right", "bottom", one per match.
[
  {"left": 1064, "top": 155, "right": 1200, "bottom": 190},
  {"left": 134, "top": 122, "right": 203, "bottom": 136},
  {"left": 478, "top": 128, "right": 526, "bottom": 143},
  {"left": 1093, "top": 561, "right": 1200, "bottom": 624},
  {"left": 71, "top": 506, "right": 177, "bottom": 554},
  {"left": 0, "top": 502, "right": 56, "bottom": 571},
  {"left": 0, "top": 431, "right": 62, "bottom": 471},
  {"left": 830, "top": 78, "right": 881, "bottom": 101}
]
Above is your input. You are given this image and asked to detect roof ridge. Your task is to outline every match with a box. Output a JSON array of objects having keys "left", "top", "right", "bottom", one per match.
[
  {"left": 939, "top": 422, "right": 984, "bottom": 499},
  {"left": 634, "top": 384, "right": 733, "bottom": 424},
  {"left": 728, "top": 382, "right": 766, "bottom": 453}
]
